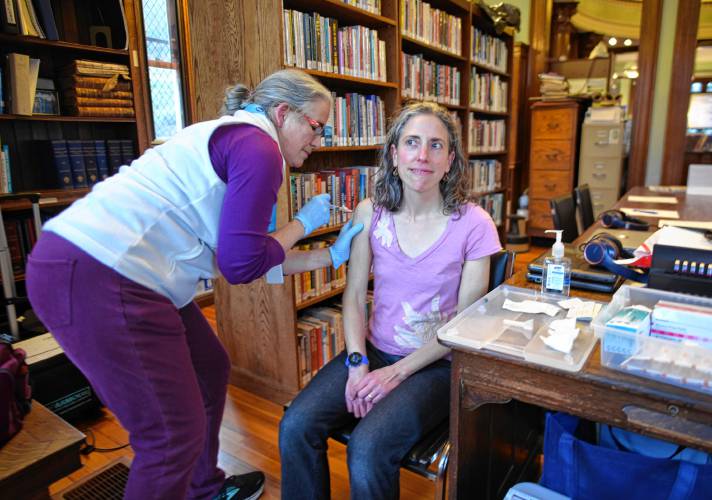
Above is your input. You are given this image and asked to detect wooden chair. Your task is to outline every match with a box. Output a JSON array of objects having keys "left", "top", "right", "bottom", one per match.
[
  {"left": 549, "top": 194, "right": 579, "bottom": 243},
  {"left": 327, "top": 250, "right": 516, "bottom": 500},
  {"left": 574, "top": 184, "right": 595, "bottom": 231}
]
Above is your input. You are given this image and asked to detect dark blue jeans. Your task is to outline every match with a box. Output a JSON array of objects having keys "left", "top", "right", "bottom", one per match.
[{"left": 279, "top": 343, "right": 450, "bottom": 500}]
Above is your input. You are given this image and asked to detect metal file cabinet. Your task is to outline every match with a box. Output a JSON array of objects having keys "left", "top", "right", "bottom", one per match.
[{"left": 578, "top": 120, "right": 625, "bottom": 217}]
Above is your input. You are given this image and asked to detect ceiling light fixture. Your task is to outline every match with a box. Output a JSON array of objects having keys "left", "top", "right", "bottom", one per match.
[
  {"left": 608, "top": 37, "right": 618, "bottom": 46},
  {"left": 624, "top": 39, "right": 632, "bottom": 47}
]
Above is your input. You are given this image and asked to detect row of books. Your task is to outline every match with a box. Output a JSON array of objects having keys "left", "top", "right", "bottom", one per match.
[
  {"left": 470, "top": 68, "right": 508, "bottom": 112},
  {"left": 0, "top": 0, "right": 58, "bottom": 39},
  {"left": 58, "top": 60, "right": 134, "bottom": 118},
  {"left": 400, "top": 0, "right": 462, "bottom": 56},
  {"left": 340, "top": 0, "right": 381, "bottom": 15},
  {"left": 282, "top": 9, "right": 387, "bottom": 82},
  {"left": 294, "top": 237, "right": 347, "bottom": 305},
  {"left": 467, "top": 159, "right": 502, "bottom": 194},
  {"left": 0, "top": 137, "right": 12, "bottom": 194},
  {"left": 324, "top": 92, "right": 386, "bottom": 147},
  {"left": 476, "top": 192, "right": 504, "bottom": 227},
  {"left": 468, "top": 117, "right": 506, "bottom": 154},
  {"left": 48, "top": 139, "right": 135, "bottom": 189},
  {"left": 471, "top": 28, "right": 508, "bottom": 73},
  {"left": 401, "top": 53, "right": 461, "bottom": 106},
  {"left": 3, "top": 212, "right": 47, "bottom": 275},
  {"left": 289, "top": 166, "right": 377, "bottom": 228},
  {"left": 296, "top": 294, "right": 374, "bottom": 387}
]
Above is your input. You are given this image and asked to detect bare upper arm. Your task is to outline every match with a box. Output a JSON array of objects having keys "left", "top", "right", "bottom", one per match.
[
  {"left": 343, "top": 199, "right": 374, "bottom": 303},
  {"left": 457, "top": 256, "right": 490, "bottom": 313}
]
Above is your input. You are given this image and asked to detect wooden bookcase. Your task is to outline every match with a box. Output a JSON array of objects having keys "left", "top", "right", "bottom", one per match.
[
  {"left": 202, "top": 0, "right": 515, "bottom": 404},
  {"left": 0, "top": 1, "right": 150, "bottom": 290}
]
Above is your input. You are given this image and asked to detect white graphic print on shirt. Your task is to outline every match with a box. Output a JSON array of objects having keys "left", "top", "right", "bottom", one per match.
[
  {"left": 374, "top": 213, "right": 393, "bottom": 248},
  {"left": 393, "top": 295, "right": 445, "bottom": 348}
]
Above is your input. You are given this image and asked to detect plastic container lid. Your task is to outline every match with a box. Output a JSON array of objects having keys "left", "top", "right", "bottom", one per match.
[{"left": 437, "top": 285, "right": 602, "bottom": 372}]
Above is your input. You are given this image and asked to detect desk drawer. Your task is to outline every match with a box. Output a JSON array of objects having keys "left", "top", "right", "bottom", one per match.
[
  {"left": 531, "top": 141, "right": 573, "bottom": 170},
  {"left": 591, "top": 188, "right": 619, "bottom": 217},
  {"left": 579, "top": 157, "right": 623, "bottom": 189},
  {"left": 580, "top": 125, "right": 624, "bottom": 158},
  {"left": 528, "top": 198, "right": 554, "bottom": 229},
  {"left": 530, "top": 170, "right": 572, "bottom": 199},
  {"left": 532, "top": 108, "right": 574, "bottom": 140}
]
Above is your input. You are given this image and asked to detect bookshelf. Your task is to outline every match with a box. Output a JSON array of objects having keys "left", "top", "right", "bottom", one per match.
[
  {"left": 0, "top": 0, "right": 150, "bottom": 286},
  {"left": 467, "top": 3, "right": 513, "bottom": 232},
  {"left": 207, "top": 0, "right": 514, "bottom": 404}
]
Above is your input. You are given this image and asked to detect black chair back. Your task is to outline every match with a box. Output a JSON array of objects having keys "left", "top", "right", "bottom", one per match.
[
  {"left": 575, "top": 184, "right": 595, "bottom": 230},
  {"left": 550, "top": 194, "right": 579, "bottom": 243},
  {"left": 488, "top": 250, "right": 515, "bottom": 292}
]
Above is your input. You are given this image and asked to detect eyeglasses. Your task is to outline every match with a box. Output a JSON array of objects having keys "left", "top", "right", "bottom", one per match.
[{"left": 295, "top": 109, "right": 326, "bottom": 137}]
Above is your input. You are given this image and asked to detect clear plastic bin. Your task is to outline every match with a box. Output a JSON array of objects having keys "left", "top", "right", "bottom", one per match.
[
  {"left": 592, "top": 285, "right": 712, "bottom": 395},
  {"left": 437, "top": 285, "right": 602, "bottom": 372}
]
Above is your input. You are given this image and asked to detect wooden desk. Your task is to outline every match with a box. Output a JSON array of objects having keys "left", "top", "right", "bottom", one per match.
[
  {"left": 0, "top": 402, "right": 84, "bottom": 499},
  {"left": 446, "top": 187, "right": 712, "bottom": 499}
]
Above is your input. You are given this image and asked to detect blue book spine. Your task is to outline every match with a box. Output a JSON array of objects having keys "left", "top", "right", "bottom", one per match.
[
  {"left": 2, "top": 144, "right": 11, "bottom": 193},
  {"left": 119, "top": 139, "right": 135, "bottom": 166},
  {"left": 94, "top": 140, "right": 110, "bottom": 180},
  {"left": 81, "top": 140, "right": 99, "bottom": 185},
  {"left": 66, "top": 140, "right": 88, "bottom": 188},
  {"left": 106, "top": 140, "right": 124, "bottom": 175},
  {"left": 50, "top": 140, "right": 73, "bottom": 189},
  {"left": 31, "top": 0, "right": 59, "bottom": 40}
]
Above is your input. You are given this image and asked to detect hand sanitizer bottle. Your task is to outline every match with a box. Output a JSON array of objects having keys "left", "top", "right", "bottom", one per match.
[{"left": 541, "top": 229, "right": 571, "bottom": 296}]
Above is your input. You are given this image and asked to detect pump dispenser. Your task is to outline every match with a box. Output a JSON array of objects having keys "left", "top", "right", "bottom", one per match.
[{"left": 541, "top": 229, "right": 571, "bottom": 296}]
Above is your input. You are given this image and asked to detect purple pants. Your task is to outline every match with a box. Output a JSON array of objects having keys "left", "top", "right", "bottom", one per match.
[{"left": 26, "top": 232, "right": 230, "bottom": 500}]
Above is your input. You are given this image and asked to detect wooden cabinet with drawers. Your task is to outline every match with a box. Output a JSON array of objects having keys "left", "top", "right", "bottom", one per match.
[{"left": 527, "top": 100, "right": 582, "bottom": 237}]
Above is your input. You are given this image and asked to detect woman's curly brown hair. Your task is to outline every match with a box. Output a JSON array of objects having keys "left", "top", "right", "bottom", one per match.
[{"left": 373, "top": 101, "right": 468, "bottom": 215}]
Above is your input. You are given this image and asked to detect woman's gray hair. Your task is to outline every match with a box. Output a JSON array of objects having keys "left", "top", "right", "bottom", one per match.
[
  {"left": 220, "top": 69, "right": 332, "bottom": 118},
  {"left": 373, "top": 102, "right": 468, "bottom": 215}
]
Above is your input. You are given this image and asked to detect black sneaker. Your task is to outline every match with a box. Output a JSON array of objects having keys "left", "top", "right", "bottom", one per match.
[{"left": 213, "top": 471, "right": 265, "bottom": 500}]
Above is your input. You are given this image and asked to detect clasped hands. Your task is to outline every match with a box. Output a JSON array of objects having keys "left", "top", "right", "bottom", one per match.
[{"left": 345, "top": 364, "right": 403, "bottom": 418}]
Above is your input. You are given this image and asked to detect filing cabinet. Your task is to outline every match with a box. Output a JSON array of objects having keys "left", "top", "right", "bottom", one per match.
[
  {"left": 527, "top": 100, "right": 583, "bottom": 238},
  {"left": 578, "top": 121, "right": 625, "bottom": 217}
]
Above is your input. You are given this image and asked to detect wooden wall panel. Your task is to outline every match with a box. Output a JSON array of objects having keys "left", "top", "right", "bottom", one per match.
[
  {"left": 627, "top": 0, "right": 663, "bottom": 189},
  {"left": 188, "top": 0, "right": 300, "bottom": 403},
  {"left": 661, "top": 0, "right": 701, "bottom": 186},
  {"left": 508, "top": 42, "right": 530, "bottom": 188}
]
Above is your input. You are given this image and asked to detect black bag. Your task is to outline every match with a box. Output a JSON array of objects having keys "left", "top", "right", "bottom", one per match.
[{"left": 0, "top": 337, "right": 32, "bottom": 446}]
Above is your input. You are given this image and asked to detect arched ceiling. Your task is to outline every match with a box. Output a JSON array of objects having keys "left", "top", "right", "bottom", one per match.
[{"left": 570, "top": 0, "right": 712, "bottom": 40}]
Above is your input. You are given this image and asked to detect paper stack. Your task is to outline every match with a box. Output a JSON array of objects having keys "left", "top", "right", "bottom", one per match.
[{"left": 539, "top": 72, "right": 569, "bottom": 100}]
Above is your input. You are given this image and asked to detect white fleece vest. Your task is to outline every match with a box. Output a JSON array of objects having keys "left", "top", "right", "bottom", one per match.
[{"left": 43, "top": 110, "right": 283, "bottom": 307}]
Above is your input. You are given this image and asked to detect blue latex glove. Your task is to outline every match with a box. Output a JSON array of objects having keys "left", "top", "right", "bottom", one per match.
[
  {"left": 329, "top": 219, "right": 365, "bottom": 269},
  {"left": 295, "top": 193, "right": 331, "bottom": 237}
]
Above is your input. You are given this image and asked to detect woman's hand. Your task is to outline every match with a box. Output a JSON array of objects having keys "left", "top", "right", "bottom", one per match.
[
  {"left": 294, "top": 193, "right": 331, "bottom": 237},
  {"left": 345, "top": 365, "right": 370, "bottom": 418},
  {"left": 329, "top": 219, "right": 364, "bottom": 269},
  {"left": 352, "top": 365, "right": 405, "bottom": 416}
]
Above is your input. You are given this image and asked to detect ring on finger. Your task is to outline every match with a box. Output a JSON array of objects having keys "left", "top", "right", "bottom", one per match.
[{"left": 366, "top": 393, "right": 375, "bottom": 401}]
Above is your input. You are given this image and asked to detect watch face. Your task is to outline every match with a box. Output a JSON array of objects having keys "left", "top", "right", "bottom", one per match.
[{"left": 347, "top": 352, "right": 363, "bottom": 366}]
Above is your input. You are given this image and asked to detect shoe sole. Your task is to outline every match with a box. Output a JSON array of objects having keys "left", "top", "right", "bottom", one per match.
[{"left": 244, "top": 483, "right": 264, "bottom": 500}]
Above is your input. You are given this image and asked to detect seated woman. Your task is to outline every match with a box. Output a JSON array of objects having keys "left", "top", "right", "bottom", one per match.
[{"left": 279, "top": 102, "right": 502, "bottom": 499}]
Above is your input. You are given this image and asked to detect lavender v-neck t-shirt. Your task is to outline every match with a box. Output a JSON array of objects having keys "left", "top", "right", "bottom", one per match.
[{"left": 368, "top": 203, "right": 501, "bottom": 357}]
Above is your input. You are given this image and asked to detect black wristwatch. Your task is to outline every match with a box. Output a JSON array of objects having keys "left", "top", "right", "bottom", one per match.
[{"left": 344, "top": 351, "right": 369, "bottom": 368}]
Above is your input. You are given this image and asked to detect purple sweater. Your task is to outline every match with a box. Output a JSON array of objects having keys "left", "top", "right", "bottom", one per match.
[{"left": 209, "top": 124, "right": 286, "bottom": 284}]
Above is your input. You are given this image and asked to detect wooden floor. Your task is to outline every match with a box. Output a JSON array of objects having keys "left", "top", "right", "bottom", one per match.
[{"left": 48, "top": 246, "right": 546, "bottom": 499}]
